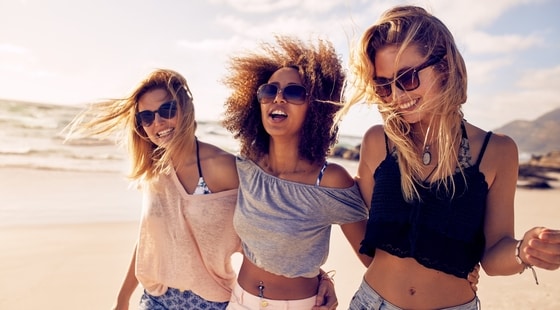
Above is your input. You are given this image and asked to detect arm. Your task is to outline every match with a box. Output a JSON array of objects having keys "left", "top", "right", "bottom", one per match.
[
  {"left": 112, "top": 244, "right": 139, "bottom": 310},
  {"left": 340, "top": 220, "right": 372, "bottom": 267},
  {"left": 481, "top": 132, "right": 560, "bottom": 276},
  {"left": 313, "top": 269, "right": 338, "bottom": 310},
  {"left": 355, "top": 125, "right": 385, "bottom": 209}
]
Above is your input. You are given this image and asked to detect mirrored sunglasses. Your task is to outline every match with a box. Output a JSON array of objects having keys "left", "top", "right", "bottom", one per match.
[
  {"left": 257, "top": 83, "right": 308, "bottom": 104},
  {"left": 136, "top": 101, "right": 177, "bottom": 127},
  {"left": 373, "top": 56, "right": 442, "bottom": 98}
]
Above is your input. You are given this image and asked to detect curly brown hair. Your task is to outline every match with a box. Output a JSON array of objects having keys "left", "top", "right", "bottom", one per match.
[{"left": 222, "top": 36, "right": 345, "bottom": 164}]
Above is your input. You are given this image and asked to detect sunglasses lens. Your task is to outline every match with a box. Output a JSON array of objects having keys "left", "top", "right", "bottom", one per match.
[
  {"left": 137, "top": 111, "right": 155, "bottom": 127},
  {"left": 283, "top": 85, "right": 307, "bottom": 103},
  {"left": 158, "top": 101, "right": 177, "bottom": 119},
  {"left": 397, "top": 70, "right": 419, "bottom": 91},
  {"left": 257, "top": 84, "right": 278, "bottom": 103}
]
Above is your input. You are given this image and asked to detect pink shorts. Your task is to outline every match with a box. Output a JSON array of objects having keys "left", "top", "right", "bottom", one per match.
[{"left": 226, "top": 281, "right": 317, "bottom": 310}]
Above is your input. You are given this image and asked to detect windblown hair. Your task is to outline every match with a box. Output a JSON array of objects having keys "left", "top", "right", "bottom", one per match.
[
  {"left": 340, "top": 5, "right": 468, "bottom": 202},
  {"left": 64, "top": 69, "right": 196, "bottom": 181},
  {"left": 222, "top": 36, "right": 345, "bottom": 164}
]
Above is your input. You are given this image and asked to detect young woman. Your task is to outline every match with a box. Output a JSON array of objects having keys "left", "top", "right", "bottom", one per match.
[
  {"left": 222, "top": 36, "right": 370, "bottom": 310},
  {"left": 66, "top": 69, "right": 240, "bottom": 310},
  {"left": 340, "top": 5, "right": 560, "bottom": 309}
]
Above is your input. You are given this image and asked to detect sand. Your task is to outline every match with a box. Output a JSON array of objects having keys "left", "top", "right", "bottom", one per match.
[{"left": 0, "top": 167, "right": 558, "bottom": 309}]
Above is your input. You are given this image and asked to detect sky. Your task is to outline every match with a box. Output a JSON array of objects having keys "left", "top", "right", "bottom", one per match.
[{"left": 1, "top": 0, "right": 559, "bottom": 137}]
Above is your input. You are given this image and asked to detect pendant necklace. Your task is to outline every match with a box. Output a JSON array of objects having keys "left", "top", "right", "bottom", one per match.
[
  {"left": 421, "top": 126, "right": 432, "bottom": 166},
  {"left": 422, "top": 145, "right": 432, "bottom": 166}
]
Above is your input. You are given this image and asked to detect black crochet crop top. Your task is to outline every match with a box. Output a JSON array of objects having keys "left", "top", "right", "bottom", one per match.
[{"left": 359, "top": 124, "right": 492, "bottom": 279}]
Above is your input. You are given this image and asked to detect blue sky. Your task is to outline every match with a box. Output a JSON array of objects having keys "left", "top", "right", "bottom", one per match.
[{"left": 1, "top": 0, "right": 559, "bottom": 137}]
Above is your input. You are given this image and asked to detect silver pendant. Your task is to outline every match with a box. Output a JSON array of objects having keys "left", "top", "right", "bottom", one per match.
[{"left": 422, "top": 149, "right": 432, "bottom": 165}]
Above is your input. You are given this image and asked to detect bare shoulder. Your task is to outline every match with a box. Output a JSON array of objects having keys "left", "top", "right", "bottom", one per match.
[
  {"left": 362, "top": 124, "right": 385, "bottom": 146},
  {"left": 465, "top": 122, "right": 518, "bottom": 159},
  {"left": 197, "top": 140, "right": 239, "bottom": 190},
  {"left": 319, "top": 162, "right": 355, "bottom": 188}
]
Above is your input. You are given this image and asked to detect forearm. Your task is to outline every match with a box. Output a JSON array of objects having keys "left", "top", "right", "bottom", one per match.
[{"left": 482, "top": 236, "right": 528, "bottom": 276}]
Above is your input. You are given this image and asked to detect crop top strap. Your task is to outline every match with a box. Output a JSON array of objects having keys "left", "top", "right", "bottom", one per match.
[
  {"left": 384, "top": 132, "right": 390, "bottom": 154},
  {"left": 475, "top": 131, "right": 493, "bottom": 166},
  {"left": 315, "top": 162, "right": 329, "bottom": 186},
  {"left": 195, "top": 137, "right": 203, "bottom": 178}
]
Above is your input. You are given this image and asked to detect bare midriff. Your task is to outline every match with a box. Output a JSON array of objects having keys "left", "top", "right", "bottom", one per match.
[
  {"left": 364, "top": 250, "right": 476, "bottom": 309},
  {"left": 237, "top": 256, "right": 319, "bottom": 300}
]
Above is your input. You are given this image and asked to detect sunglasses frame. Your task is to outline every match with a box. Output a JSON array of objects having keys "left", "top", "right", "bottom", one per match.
[
  {"left": 136, "top": 100, "right": 178, "bottom": 127},
  {"left": 257, "top": 83, "right": 308, "bottom": 105},
  {"left": 373, "top": 56, "right": 442, "bottom": 98}
]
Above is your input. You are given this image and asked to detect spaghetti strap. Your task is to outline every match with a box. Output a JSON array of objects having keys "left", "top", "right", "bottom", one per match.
[
  {"left": 475, "top": 132, "right": 493, "bottom": 166},
  {"left": 315, "top": 162, "right": 329, "bottom": 186},
  {"left": 384, "top": 132, "right": 390, "bottom": 154},
  {"left": 195, "top": 137, "right": 203, "bottom": 178}
]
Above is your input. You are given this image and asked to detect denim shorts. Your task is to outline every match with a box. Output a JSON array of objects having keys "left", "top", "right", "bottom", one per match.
[
  {"left": 349, "top": 278, "right": 480, "bottom": 310},
  {"left": 139, "top": 287, "right": 228, "bottom": 310}
]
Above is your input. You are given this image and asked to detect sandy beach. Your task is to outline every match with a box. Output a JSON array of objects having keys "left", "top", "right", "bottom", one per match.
[{"left": 0, "top": 167, "right": 558, "bottom": 310}]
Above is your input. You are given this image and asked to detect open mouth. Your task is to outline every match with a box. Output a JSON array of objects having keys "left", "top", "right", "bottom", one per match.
[
  {"left": 156, "top": 128, "right": 174, "bottom": 138},
  {"left": 270, "top": 109, "right": 287, "bottom": 120}
]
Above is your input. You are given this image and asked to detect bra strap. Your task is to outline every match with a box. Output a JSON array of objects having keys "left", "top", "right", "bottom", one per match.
[
  {"left": 315, "top": 162, "right": 329, "bottom": 186},
  {"left": 195, "top": 137, "right": 203, "bottom": 178},
  {"left": 475, "top": 131, "right": 493, "bottom": 166}
]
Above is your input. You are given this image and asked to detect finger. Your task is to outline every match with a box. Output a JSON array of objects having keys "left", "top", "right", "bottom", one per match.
[{"left": 538, "top": 229, "right": 560, "bottom": 242}]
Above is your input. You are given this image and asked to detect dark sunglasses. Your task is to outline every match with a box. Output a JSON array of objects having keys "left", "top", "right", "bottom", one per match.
[
  {"left": 373, "top": 56, "right": 442, "bottom": 97},
  {"left": 257, "top": 83, "right": 308, "bottom": 104},
  {"left": 136, "top": 101, "right": 177, "bottom": 127}
]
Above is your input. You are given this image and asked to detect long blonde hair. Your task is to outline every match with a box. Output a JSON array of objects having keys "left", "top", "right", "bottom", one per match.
[
  {"left": 341, "top": 5, "right": 468, "bottom": 202},
  {"left": 65, "top": 69, "right": 197, "bottom": 182}
]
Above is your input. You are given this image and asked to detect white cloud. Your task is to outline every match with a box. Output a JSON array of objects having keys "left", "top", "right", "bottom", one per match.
[
  {"left": 466, "top": 57, "right": 514, "bottom": 85},
  {"left": 463, "top": 31, "right": 543, "bottom": 54},
  {"left": 517, "top": 65, "right": 560, "bottom": 90},
  {"left": 210, "top": 0, "right": 346, "bottom": 13}
]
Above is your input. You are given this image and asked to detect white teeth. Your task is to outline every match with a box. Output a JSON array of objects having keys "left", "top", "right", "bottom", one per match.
[
  {"left": 157, "top": 128, "right": 173, "bottom": 137},
  {"left": 271, "top": 109, "right": 287, "bottom": 116},
  {"left": 400, "top": 99, "right": 418, "bottom": 110}
]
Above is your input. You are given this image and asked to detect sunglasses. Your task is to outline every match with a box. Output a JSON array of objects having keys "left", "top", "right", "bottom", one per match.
[
  {"left": 257, "top": 83, "right": 308, "bottom": 104},
  {"left": 373, "top": 56, "right": 442, "bottom": 98},
  {"left": 136, "top": 101, "right": 177, "bottom": 127}
]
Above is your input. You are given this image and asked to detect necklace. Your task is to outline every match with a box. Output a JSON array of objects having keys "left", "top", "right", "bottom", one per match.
[{"left": 422, "top": 145, "right": 432, "bottom": 166}]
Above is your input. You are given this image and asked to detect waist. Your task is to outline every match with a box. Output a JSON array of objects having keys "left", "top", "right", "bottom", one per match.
[
  {"left": 237, "top": 256, "right": 319, "bottom": 300},
  {"left": 365, "top": 250, "right": 475, "bottom": 309}
]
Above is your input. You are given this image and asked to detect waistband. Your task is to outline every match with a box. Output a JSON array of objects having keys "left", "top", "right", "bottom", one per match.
[
  {"left": 227, "top": 281, "right": 316, "bottom": 310},
  {"left": 356, "top": 278, "right": 480, "bottom": 310}
]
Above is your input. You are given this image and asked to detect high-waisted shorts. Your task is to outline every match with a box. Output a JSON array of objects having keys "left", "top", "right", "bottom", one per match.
[
  {"left": 349, "top": 278, "right": 480, "bottom": 310},
  {"left": 226, "top": 281, "right": 317, "bottom": 310},
  {"left": 139, "top": 287, "right": 228, "bottom": 310}
]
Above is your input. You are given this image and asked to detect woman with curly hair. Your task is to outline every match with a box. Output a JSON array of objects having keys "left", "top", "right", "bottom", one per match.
[
  {"left": 66, "top": 69, "right": 241, "bottom": 310},
  {"left": 222, "top": 36, "right": 370, "bottom": 309},
  {"left": 339, "top": 5, "right": 560, "bottom": 309}
]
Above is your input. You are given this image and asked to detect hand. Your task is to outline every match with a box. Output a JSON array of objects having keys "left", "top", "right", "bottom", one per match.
[
  {"left": 523, "top": 227, "right": 560, "bottom": 270},
  {"left": 467, "top": 264, "right": 480, "bottom": 292},
  {"left": 313, "top": 277, "right": 338, "bottom": 310}
]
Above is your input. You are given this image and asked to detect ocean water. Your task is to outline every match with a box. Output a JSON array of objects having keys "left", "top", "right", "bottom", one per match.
[
  {"left": 0, "top": 99, "right": 360, "bottom": 226},
  {"left": 0, "top": 99, "right": 361, "bottom": 172},
  {"left": 0, "top": 99, "right": 243, "bottom": 172}
]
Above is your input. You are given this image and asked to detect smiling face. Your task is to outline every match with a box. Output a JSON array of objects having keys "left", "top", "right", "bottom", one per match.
[
  {"left": 260, "top": 67, "right": 309, "bottom": 139},
  {"left": 374, "top": 45, "right": 441, "bottom": 125},
  {"left": 137, "top": 88, "right": 177, "bottom": 147}
]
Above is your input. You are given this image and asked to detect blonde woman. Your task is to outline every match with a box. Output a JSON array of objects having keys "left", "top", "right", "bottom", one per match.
[
  {"left": 66, "top": 69, "right": 240, "bottom": 310},
  {"left": 340, "top": 5, "right": 560, "bottom": 310}
]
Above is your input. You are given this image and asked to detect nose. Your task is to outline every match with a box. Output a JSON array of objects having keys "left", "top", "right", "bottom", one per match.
[
  {"left": 153, "top": 112, "right": 165, "bottom": 125},
  {"left": 273, "top": 89, "right": 286, "bottom": 103}
]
